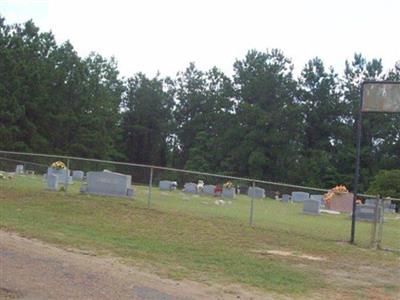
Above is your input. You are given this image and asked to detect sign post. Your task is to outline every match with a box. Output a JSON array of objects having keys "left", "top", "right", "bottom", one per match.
[{"left": 350, "top": 81, "right": 400, "bottom": 244}]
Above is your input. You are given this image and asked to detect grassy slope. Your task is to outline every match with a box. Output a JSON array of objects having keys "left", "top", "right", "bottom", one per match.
[{"left": 0, "top": 176, "right": 399, "bottom": 298}]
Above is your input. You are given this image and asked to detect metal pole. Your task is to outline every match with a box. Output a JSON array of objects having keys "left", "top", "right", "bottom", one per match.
[
  {"left": 377, "top": 197, "right": 384, "bottom": 249},
  {"left": 350, "top": 83, "right": 364, "bottom": 244},
  {"left": 148, "top": 167, "right": 153, "bottom": 209},
  {"left": 65, "top": 158, "right": 70, "bottom": 194},
  {"left": 249, "top": 181, "right": 255, "bottom": 226},
  {"left": 371, "top": 197, "right": 380, "bottom": 249}
]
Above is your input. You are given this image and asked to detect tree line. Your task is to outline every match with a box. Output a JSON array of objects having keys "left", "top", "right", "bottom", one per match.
[{"left": 1, "top": 18, "right": 399, "bottom": 192}]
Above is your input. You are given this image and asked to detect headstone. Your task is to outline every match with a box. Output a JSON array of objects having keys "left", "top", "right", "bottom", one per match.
[
  {"left": 47, "top": 167, "right": 72, "bottom": 185},
  {"left": 326, "top": 193, "right": 354, "bottom": 213},
  {"left": 15, "top": 165, "right": 24, "bottom": 175},
  {"left": 291, "top": 192, "right": 310, "bottom": 202},
  {"left": 222, "top": 188, "right": 236, "bottom": 198},
  {"left": 183, "top": 182, "right": 197, "bottom": 194},
  {"left": 303, "top": 199, "right": 320, "bottom": 215},
  {"left": 383, "top": 200, "right": 395, "bottom": 213},
  {"left": 72, "top": 170, "right": 84, "bottom": 181},
  {"left": 203, "top": 185, "right": 216, "bottom": 196},
  {"left": 355, "top": 205, "right": 378, "bottom": 222},
  {"left": 82, "top": 171, "right": 133, "bottom": 198},
  {"left": 26, "top": 170, "right": 35, "bottom": 175},
  {"left": 365, "top": 198, "right": 376, "bottom": 206},
  {"left": 248, "top": 187, "right": 265, "bottom": 198},
  {"left": 310, "top": 194, "right": 324, "bottom": 206},
  {"left": 46, "top": 174, "right": 59, "bottom": 191},
  {"left": 282, "top": 194, "right": 291, "bottom": 202},
  {"left": 159, "top": 180, "right": 172, "bottom": 191}
]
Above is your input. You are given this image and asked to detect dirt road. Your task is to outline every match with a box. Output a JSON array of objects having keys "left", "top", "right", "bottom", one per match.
[{"left": 0, "top": 231, "right": 267, "bottom": 300}]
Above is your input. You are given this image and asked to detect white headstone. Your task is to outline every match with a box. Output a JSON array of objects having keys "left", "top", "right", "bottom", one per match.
[
  {"left": 292, "top": 192, "right": 310, "bottom": 202},
  {"left": 222, "top": 188, "right": 236, "bottom": 198},
  {"left": 47, "top": 167, "right": 72, "bottom": 185},
  {"left": 159, "top": 180, "right": 172, "bottom": 190},
  {"left": 15, "top": 165, "right": 24, "bottom": 175},
  {"left": 183, "top": 182, "right": 197, "bottom": 194},
  {"left": 47, "top": 174, "right": 59, "bottom": 191},
  {"left": 303, "top": 199, "right": 320, "bottom": 215},
  {"left": 282, "top": 194, "right": 291, "bottom": 202},
  {"left": 72, "top": 170, "right": 84, "bottom": 181},
  {"left": 203, "top": 185, "right": 216, "bottom": 196},
  {"left": 248, "top": 187, "right": 265, "bottom": 198},
  {"left": 310, "top": 194, "right": 324, "bottom": 206}
]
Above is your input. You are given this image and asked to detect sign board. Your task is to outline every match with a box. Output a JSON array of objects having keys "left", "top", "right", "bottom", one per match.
[{"left": 362, "top": 82, "right": 400, "bottom": 112}]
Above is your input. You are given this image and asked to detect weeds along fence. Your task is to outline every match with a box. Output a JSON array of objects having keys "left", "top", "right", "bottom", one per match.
[{"left": 0, "top": 150, "right": 399, "bottom": 251}]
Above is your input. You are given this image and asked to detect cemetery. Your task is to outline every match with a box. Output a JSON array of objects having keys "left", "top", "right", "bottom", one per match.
[{"left": 1, "top": 165, "right": 400, "bottom": 299}]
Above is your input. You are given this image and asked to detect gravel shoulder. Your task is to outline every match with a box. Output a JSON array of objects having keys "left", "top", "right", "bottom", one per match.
[{"left": 0, "top": 230, "right": 270, "bottom": 300}]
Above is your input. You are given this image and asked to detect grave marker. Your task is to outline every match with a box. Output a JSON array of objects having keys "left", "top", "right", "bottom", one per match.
[
  {"left": 248, "top": 187, "right": 265, "bottom": 198},
  {"left": 82, "top": 171, "right": 133, "bottom": 198}
]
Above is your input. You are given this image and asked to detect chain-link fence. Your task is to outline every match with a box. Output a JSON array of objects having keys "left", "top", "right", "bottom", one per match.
[{"left": 0, "top": 150, "right": 399, "bottom": 251}]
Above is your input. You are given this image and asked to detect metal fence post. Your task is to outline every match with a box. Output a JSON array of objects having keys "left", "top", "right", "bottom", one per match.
[
  {"left": 371, "top": 196, "right": 380, "bottom": 249},
  {"left": 65, "top": 158, "right": 70, "bottom": 194},
  {"left": 249, "top": 181, "right": 255, "bottom": 226},
  {"left": 377, "top": 197, "right": 384, "bottom": 249},
  {"left": 148, "top": 167, "right": 153, "bottom": 209}
]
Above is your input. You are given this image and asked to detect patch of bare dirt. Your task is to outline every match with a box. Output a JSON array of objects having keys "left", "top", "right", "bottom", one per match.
[
  {"left": 0, "top": 231, "right": 271, "bottom": 300},
  {"left": 251, "top": 249, "right": 327, "bottom": 261}
]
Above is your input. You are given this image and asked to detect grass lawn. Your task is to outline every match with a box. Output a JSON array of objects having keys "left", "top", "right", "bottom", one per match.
[{"left": 1, "top": 175, "right": 399, "bottom": 299}]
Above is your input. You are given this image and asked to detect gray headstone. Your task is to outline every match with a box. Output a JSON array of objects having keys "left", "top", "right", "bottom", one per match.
[
  {"left": 303, "top": 199, "right": 320, "bottom": 215},
  {"left": 183, "top": 182, "right": 197, "bottom": 194},
  {"left": 203, "top": 185, "right": 216, "bottom": 195},
  {"left": 222, "top": 188, "right": 236, "bottom": 198},
  {"left": 291, "top": 192, "right": 310, "bottom": 202},
  {"left": 310, "top": 194, "right": 324, "bottom": 206},
  {"left": 47, "top": 174, "right": 59, "bottom": 191},
  {"left": 355, "top": 205, "right": 378, "bottom": 222},
  {"left": 15, "top": 165, "right": 24, "bottom": 175},
  {"left": 159, "top": 180, "right": 172, "bottom": 190},
  {"left": 365, "top": 198, "right": 377, "bottom": 206},
  {"left": 84, "top": 171, "right": 133, "bottom": 198},
  {"left": 383, "top": 200, "right": 395, "bottom": 213},
  {"left": 282, "top": 194, "right": 291, "bottom": 202},
  {"left": 72, "top": 170, "right": 84, "bottom": 181},
  {"left": 47, "top": 167, "right": 72, "bottom": 185},
  {"left": 248, "top": 187, "right": 265, "bottom": 198}
]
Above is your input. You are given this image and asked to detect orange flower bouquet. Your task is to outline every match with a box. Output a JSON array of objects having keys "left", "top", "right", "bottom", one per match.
[{"left": 324, "top": 185, "right": 349, "bottom": 206}]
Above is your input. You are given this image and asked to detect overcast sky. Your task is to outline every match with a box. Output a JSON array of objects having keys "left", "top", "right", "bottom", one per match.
[{"left": 1, "top": 0, "right": 399, "bottom": 79}]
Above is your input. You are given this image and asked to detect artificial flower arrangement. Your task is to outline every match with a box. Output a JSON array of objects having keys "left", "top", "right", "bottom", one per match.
[
  {"left": 50, "top": 161, "right": 66, "bottom": 170},
  {"left": 223, "top": 181, "right": 234, "bottom": 189},
  {"left": 324, "top": 185, "right": 348, "bottom": 205}
]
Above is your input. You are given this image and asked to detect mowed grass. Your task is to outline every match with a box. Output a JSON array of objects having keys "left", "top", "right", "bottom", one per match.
[{"left": 1, "top": 175, "right": 399, "bottom": 298}]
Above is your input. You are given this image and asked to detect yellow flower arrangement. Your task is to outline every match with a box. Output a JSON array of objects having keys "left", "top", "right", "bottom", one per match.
[
  {"left": 324, "top": 185, "right": 349, "bottom": 205},
  {"left": 223, "top": 181, "right": 234, "bottom": 189},
  {"left": 50, "top": 161, "right": 66, "bottom": 170}
]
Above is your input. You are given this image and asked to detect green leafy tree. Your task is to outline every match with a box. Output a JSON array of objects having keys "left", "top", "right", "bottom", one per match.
[
  {"left": 121, "top": 73, "right": 174, "bottom": 165},
  {"left": 231, "top": 49, "right": 302, "bottom": 181},
  {"left": 367, "top": 170, "right": 400, "bottom": 198}
]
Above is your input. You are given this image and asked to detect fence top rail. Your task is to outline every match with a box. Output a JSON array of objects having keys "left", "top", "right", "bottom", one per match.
[{"left": 1, "top": 150, "right": 399, "bottom": 201}]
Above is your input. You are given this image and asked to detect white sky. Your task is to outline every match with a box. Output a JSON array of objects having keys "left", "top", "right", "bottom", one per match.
[{"left": 1, "top": 0, "right": 399, "bottom": 79}]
